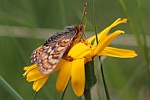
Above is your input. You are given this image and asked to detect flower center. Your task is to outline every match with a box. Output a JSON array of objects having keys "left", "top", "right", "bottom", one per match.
[
  {"left": 63, "top": 55, "right": 73, "bottom": 61},
  {"left": 83, "top": 40, "right": 92, "bottom": 48}
]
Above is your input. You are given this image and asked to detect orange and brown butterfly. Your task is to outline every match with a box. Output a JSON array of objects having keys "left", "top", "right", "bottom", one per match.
[{"left": 30, "top": 3, "right": 87, "bottom": 74}]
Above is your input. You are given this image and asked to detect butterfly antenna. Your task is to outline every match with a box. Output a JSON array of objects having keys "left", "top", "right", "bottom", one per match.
[{"left": 81, "top": 3, "right": 87, "bottom": 24}]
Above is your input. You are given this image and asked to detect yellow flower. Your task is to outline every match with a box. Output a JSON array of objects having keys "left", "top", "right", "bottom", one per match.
[
  {"left": 23, "top": 18, "right": 137, "bottom": 97},
  {"left": 56, "top": 18, "right": 137, "bottom": 96}
]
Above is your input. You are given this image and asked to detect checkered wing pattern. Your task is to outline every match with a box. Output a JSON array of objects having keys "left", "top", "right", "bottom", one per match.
[{"left": 31, "top": 27, "right": 76, "bottom": 74}]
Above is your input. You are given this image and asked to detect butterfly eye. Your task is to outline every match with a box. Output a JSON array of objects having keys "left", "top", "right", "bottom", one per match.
[{"left": 78, "top": 24, "right": 85, "bottom": 32}]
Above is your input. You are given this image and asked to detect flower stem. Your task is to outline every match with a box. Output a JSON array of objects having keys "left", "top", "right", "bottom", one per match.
[
  {"left": 84, "top": 88, "right": 91, "bottom": 100},
  {"left": 84, "top": 61, "right": 97, "bottom": 100}
]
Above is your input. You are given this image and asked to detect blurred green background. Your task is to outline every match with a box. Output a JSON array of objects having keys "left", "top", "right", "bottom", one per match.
[{"left": 0, "top": 0, "right": 149, "bottom": 100}]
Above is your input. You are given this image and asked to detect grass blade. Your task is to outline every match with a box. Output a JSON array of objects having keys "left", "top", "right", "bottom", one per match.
[{"left": 0, "top": 76, "right": 24, "bottom": 100}]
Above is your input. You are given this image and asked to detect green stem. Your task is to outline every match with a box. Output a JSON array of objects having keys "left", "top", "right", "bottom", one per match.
[
  {"left": 61, "top": 82, "right": 68, "bottom": 100},
  {"left": 118, "top": 1, "right": 150, "bottom": 99},
  {"left": 118, "top": 0, "right": 143, "bottom": 50},
  {"left": 59, "top": 0, "right": 66, "bottom": 27},
  {"left": 92, "top": 0, "right": 110, "bottom": 99},
  {"left": 84, "top": 61, "right": 97, "bottom": 100},
  {"left": 84, "top": 88, "right": 91, "bottom": 100},
  {"left": 137, "top": 0, "right": 150, "bottom": 69},
  {"left": 0, "top": 76, "right": 24, "bottom": 100},
  {"left": 32, "top": 92, "right": 37, "bottom": 100},
  {"left": 99, "top": 58, "right": 110, "bottom": 100},
  {"left": 92, "top": 0, "right": 98, "bottom": 43},
  {"left": 83, "top": 0, "right": 99, "bottom": 99}
]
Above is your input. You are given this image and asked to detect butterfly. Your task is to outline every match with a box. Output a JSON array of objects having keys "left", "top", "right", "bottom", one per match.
[
  {"left": 30, "top": 3, "right": 87, "bottom": 74},
  {"left": 30, "top": 24, "right": 85, "bottom": 74}
]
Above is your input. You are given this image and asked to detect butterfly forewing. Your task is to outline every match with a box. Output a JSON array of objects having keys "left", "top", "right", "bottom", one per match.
[{"left": 30, "top": 26, "right": 79, "bottom": 74}]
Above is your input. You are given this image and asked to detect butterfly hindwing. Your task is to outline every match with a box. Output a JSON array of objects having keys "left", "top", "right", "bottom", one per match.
[{"left": 31, "top": 46, "right": 43, "bottom": 64}]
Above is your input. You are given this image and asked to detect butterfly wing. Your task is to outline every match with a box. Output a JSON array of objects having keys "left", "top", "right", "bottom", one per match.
[
  {"left": 31, "top": 28, "right": 76, "bottom": 74},
  {"left": 31, "top": 46, "right": 43, "bottom": 64}
]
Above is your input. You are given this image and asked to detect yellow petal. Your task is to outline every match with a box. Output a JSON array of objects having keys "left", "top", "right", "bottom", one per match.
[
  {"left": 23, "top": 67, "right": 30, "bottom": 71},
  {"left": 91, "top": 18, "right": 127, "bottom": 46},
  {"left": 23, "top": 64, "right": 37, "bottom": 77},
  {"left": 87, "top": 35, "right": 96, "bottom": 43},
  {"left": 98, "top": 18, "right": 127, "bottom": 43},
  {"left": 33, "top": 76, "right": 49, "bottom": 92},
  {"left": 94, "top": 30, "right": 124, "bottom": 55},
  {"left": 97, "top": 47, "right": 137, "bottom": 58},
  {"left": 68, "top": 43, "right": 92, "bottom": 59},
  {"left": 26, "top": 67, "right": 49, "bottom": 82},
  {"left": 56, "top": 60, "right": 72, "bottom": 92},
  {"left": 71, "top": 59, "right": 85, "bottom": 96}
]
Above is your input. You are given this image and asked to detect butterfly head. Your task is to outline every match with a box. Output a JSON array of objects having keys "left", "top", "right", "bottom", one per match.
[{"left": 78, "top": 24, "right": 85, "bottom": 33}]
